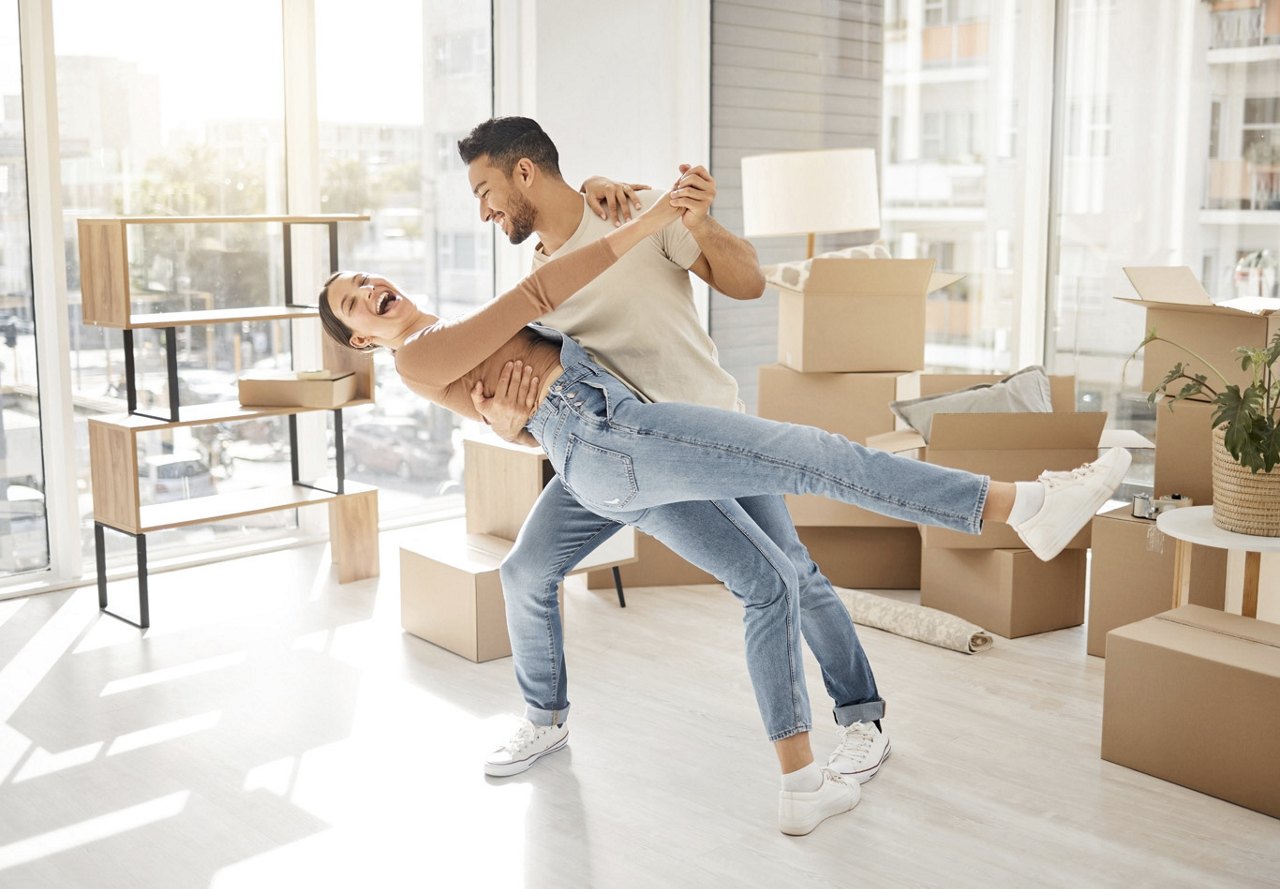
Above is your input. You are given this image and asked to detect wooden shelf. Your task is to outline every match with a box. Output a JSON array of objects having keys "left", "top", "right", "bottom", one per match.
[
  {"left": 115, "top": 305, "right": 320, "bottom": 330},
  {"left": 91, "top": 398, "right": 374, "bottom": 433},
  {"left": 125, "top": 480, "right": 376, "bottom": 533},
  {"left": 77, "top": 214, "right": 370, "bottom": 225}
]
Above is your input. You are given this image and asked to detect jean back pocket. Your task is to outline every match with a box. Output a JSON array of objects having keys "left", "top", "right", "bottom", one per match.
[{"left": 562, "top": 434, "right": 638, "bottom": 511}]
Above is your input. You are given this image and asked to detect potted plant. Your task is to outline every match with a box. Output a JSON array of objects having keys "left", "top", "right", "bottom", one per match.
[{"left": 1130, "top": 328, "right": 1280, "bottom": 535}]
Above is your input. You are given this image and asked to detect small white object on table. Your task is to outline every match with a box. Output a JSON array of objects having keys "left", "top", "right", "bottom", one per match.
[{"left": 1156, "top": 505, "right": 1280, "bottom": 618}]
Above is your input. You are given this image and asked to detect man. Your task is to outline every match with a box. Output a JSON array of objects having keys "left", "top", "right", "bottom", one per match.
[{"left": 457, "top": 117, "right": 888, "bottom": 835}]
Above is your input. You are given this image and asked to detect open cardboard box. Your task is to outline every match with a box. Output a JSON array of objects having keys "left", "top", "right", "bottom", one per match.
[
  {"left": 773, "top": 258, "right": 964, "bottom": 373},
  {"left": 866, "top": 374, "right": 1105, "bottom": 549},
  {"left": 1121, "top": 266, "right": 1280, "bottom": 503},
  {"left": 1102, "top": 605, "right": 1280, "bottom": 819}
]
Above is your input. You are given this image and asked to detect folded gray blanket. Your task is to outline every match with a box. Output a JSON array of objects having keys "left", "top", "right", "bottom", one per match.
[{"left": 836, "top": 587, "right": 993, "bottom": 654}]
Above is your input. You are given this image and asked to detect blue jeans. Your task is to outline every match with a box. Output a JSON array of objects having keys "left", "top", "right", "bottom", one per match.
[{"left": 506, "top": 335, "right": 990, "bottom": 741}]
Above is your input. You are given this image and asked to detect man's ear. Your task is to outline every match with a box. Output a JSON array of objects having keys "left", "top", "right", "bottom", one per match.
[{"left": 513, "top": 157, "right": 537, "bottom": 188}]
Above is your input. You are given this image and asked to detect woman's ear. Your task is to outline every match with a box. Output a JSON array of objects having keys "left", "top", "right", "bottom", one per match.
[{"left": 349, "top": 333, "right": 371, "bottom": 350}]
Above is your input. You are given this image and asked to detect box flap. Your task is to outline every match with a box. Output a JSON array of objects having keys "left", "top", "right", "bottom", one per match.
[
  {"left": 240, "top": 369, "right": 353, "bottom": 382},
  {"left": 929, "top": 411, "right": 1107, "bottom": 450},
  {"left": 1099, "top": 428, "right": 1155, "bottom": 449},
  {"left": 928, "top": 271, "right": 964, "bottom": 294},
  {"left": 1156, "top": 604, "right": 1280, "bottom": 650},
  {"left": 866, "top": 429, "right": 926, "bottom": 454},
  {"left": 802, "top": 258, "right": 936, "bottom": 296},
  {"left": 1122, "top": 266, "right": 1212, "bottom": 307}
]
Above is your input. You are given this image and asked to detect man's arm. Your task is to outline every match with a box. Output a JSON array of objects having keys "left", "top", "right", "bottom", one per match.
[
  {"left": 671, "top": 164, "right": 766, "bottom": 301},
  {"left": 470, "top": 359, "right": 540, "bottom": 447}
]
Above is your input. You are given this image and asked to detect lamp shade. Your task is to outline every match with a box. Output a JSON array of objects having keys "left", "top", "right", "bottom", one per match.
[{"left": 740, "top": 148, "right": 880, "bottom": 239}]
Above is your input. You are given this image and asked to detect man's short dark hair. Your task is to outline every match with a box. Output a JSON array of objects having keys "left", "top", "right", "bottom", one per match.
[{"left": 457, "top": 117, "right": 562, "bottom": 179}]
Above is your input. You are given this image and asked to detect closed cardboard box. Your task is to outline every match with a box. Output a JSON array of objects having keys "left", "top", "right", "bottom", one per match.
[
  {"left": 797, "top": 526, "right": 921, "bottom": 589},
  {"left": 587, "top": 531, "right": 717, "bottom": 590},
  {"left": 1086, "top": 507, "right": 1227, "bottom": 657},
  {"left": 463, "top": 434, "right": 556, "bottom": 540},
  {"left": 238, "top": 370, "right": 356, "bottom": 408},
  {"left": 921, "top": 547, "right": 1087, "bottom": 638},
  {"left": 867, "top": 374, "right": 1103, "bottom": 550},
  {"left": 400, "top": 533, "right": 527, "bottom": 663},
  {"left": 1153, "top": 399, "right": 1215, "bottom": 507},
  {"left": 1102, "top": 605, "right": 1280, "bottom": 819},
  {"left": 774, "top": 258, "right": 963, "bottom": 373}
]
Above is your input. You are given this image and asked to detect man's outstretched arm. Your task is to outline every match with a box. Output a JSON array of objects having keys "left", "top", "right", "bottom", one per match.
[{"left": 672, "top": 164, "right": 766, "bottom": 301}]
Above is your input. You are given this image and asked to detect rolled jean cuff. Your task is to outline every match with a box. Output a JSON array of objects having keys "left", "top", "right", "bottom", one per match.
[
  {"left": 525, "top": 703, "right": 570, "bottom": 728},
  {"left": 834, "top": 698, "right": 886, "bottom": 726}
]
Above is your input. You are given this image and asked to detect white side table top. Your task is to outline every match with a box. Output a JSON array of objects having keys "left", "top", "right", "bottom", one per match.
[{"left": 1156, "top": 505, "right": 1280, "bottom": 553}]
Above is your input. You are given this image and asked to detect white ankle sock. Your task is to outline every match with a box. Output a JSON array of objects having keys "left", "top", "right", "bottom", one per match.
[
  {"left": 1007, "top": 481, "right": 1046, "bottom": 528},
  {"left": 781, "top": 762, "right": 823, "bottom": 793}
]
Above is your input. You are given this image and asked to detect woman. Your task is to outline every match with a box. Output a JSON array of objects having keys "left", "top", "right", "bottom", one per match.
[{"left": 319, "top": 183, "right": 1128, "bottom": 835}]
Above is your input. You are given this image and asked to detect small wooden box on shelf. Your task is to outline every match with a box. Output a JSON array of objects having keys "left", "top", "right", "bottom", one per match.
[{"left": 79, "top": 214, "right": 378, "bottom": 628}]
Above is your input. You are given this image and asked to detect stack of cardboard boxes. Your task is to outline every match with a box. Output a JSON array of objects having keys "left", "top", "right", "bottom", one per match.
[
  {"left": 868, "top": 374, "right": 1106, "bottom": 637},
  {"left": 754, "top": 258, "right": 960, "bottom": 589},
  {"left": 1099, "top": 267, "right": 1280, "bottom": 820},
  {"left": 401, "top": 434, "right": 637, "bottom": 662}
]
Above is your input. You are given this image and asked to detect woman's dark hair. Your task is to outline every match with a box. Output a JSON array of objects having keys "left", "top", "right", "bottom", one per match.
[
  {"left": 318, "top": 271, "right": 377, "bottom": 353},
  {"left": 457, "top": 116, "right": 562, "bottom": 179}
]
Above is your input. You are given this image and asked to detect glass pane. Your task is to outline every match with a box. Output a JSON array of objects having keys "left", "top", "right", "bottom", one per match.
[
  {"left": 316, "top": 0, "right": 492, "bottom": 520},
  {"left": 55, "top": 2, "right": 290, "bottom": 567},
  {"left": 1049, "top": 0, "right": 1280, "bottom": 496},
  {"left": 0, "top": 12, "right": 49, "bottom": 577},
  {"left": 882, "top": 0, "right": 1024, "bottom": 372}
]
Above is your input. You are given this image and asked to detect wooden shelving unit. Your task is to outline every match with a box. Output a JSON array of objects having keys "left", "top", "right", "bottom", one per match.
[{"left": 79, "top": 213, "right": 379, "bottom": 628}]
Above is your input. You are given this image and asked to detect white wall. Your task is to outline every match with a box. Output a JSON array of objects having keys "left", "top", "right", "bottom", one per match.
[{"left": 493, "top": 0, "right": 711, "bottom": 304}]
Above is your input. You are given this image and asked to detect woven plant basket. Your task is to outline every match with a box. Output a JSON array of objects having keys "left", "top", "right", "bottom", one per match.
[{"left": 1211, "top": 425, "right": 1280, "bottom": 536}]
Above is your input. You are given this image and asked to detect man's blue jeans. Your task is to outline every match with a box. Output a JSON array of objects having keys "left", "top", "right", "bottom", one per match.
[{"left": 502, "top": 335, "right": 989, "bottom": 742}]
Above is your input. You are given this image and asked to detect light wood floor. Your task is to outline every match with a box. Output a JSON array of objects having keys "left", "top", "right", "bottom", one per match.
[{"left": 0, "top": 527, "right": 1276, "bottom": 889}]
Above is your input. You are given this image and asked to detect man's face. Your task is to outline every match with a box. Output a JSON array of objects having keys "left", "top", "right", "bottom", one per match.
[{"left": 467, "top": 157, "right": 538, "bottom": 245}]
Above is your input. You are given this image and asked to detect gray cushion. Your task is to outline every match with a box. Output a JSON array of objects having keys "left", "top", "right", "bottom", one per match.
[{"left": 889, "top": 366, "right": 1054, "bottom": 444}]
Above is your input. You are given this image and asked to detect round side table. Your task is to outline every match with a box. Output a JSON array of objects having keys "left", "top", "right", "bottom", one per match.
[{"left": 1156, "top": 505, "right": 1280, "bottom": 618}]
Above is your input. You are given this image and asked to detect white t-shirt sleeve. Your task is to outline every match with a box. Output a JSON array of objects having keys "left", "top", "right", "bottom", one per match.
[{"left": 660, "top": 217, "right": 702, "bottom": 271}]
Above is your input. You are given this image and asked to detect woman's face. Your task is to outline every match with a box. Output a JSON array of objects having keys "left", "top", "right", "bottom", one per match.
[{"left": 327, "top": 272, "right": 416, "bottom": 348}]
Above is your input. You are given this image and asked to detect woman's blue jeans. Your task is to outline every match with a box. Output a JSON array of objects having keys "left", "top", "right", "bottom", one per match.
[{"left": 511, "top": 336, "right": 989, "bottom": 741}]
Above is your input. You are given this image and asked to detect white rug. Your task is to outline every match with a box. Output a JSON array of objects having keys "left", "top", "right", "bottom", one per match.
[{"left": 836, "top": 587, "right": 993, "bottom": 654}]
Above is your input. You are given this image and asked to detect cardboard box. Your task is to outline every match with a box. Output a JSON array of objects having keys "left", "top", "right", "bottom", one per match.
[
  {"left": 463, "top": 434, "right": 556, "bottom": 540},
  {"left": 797, "top": 526, "right": 921, "bottom": 589},
  {"left": 1086, "top": 507, "right": 1227, "bottom": 657},
  {"left": 1102, "top": 605, "right": 1280, "bottom": 819},
  {"left": 784, "top": 494, "right": 913, "bottom": 528},
  {"left": 400, "top": 533, "right": 555, "bottom": 663},
  {"left": 868, "top": 375, "right": 1103, "bottom": 549},
  {"left": 920, "top": 547, "right": 1087, "bottom": 638},
  {"left": 238, "top": 369, "right": 357, "bottom": 409},
  {"left": 774, "top": 258, "right": 963, "bottom": 373},
  {"left": 1121, "top": 267, "right": 1280, "bottom": 503}
]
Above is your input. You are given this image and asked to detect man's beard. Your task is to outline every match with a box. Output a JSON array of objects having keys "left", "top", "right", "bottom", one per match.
[{"left": 504, "top": 191, "right": 538, "bottom": 245}]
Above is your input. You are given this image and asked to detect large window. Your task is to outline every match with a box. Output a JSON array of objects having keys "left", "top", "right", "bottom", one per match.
[
  {"left": 316, "top": 0, "right": 492, "bottom": 523},
  {"left": 882, "top": 0, "right": 1030, "bottom": 372},
  {"left": 0, "top": 11, "right": 47, "bottom": 579}
]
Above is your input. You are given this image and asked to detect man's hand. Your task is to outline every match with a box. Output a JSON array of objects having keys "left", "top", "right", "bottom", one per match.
[
  {"left": 670, "top": 163, "right": 715, "bottom": 232},
  {"left": 581, "top": 176, "right": 650, "bottom": 226},
  {"left": 470, "top": 360, "right": 540, "bottom": 444}
]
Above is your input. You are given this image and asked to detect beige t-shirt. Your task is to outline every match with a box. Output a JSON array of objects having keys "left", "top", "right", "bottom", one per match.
[{"left": 531, "top": 192, "right": 741, "bottom": 411}]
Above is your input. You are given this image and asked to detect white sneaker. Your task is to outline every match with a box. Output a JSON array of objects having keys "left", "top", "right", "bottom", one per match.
[
  {"left": 826, "top": 722, "right": 891, "bottom": 784},
  {"left": 1014, "top": 447, "right": 1131, "bottom": 561},
  {"left": 484, "top": 718, "right": 569, "bottom": 777},
  {"left": 778, "top": 768, "right": 860, "bottom": 836}
]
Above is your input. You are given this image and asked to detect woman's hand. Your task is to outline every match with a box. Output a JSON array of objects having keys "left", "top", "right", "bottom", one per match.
[{"left": 580, "top": 177, "right": 650, "bottom": 226}]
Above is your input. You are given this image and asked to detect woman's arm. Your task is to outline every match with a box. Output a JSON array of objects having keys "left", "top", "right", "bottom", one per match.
[{"left": 398, "top": 193, "right": 678, "bottom": 387}]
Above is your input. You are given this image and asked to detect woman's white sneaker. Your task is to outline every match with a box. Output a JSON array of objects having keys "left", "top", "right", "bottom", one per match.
[
  {"left": 484, "top": 718, "right": 569, "bottom": 777},
  {"left": 1013, "top": 447, "right": 1131, "bottom": 561},
  {"left": 826, "top": 722, "right": 891, "bottom": 784},
  {"left": 778, "top": 768, "right": 860, "bottom": 836}
]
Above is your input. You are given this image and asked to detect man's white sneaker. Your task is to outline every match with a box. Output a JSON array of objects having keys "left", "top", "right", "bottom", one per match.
[
  {"left": 826, "top": 722, "right": 891, "bottom": 784},
  {"left": 484, "top": 718, "right": 568, "bottom": 777},
  {"left": 778, "top": 768, "right": 860, "bottom": 836},
  {"left": 1013, "top": 447, "right": 1131, "bottom": 561}
]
